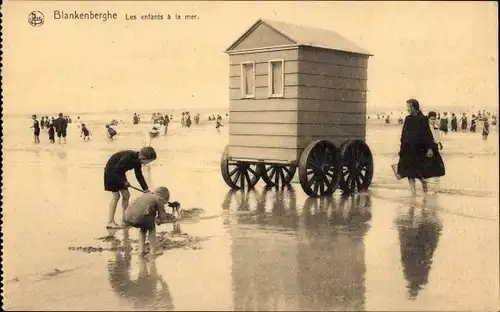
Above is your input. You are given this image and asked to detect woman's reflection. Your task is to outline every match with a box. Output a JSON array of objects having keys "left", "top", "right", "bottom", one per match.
[
  {"left": 395, "top": 196, "right": 443, "bottom": 299},
  {"left": 297, "top": 193, "right": 372, "bottom": 311},
  {"left": 106, "top": 228, "right": 175, "bottom": 310}
]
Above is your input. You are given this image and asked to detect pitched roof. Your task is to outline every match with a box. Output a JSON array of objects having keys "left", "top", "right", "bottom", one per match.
[{"left": 226, "top": 19, "right": 371, "bottom": 56}]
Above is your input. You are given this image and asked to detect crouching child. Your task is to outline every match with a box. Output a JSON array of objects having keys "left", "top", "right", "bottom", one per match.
[{"left": 124, "top": 186, "right": 180, "bottom": 257}]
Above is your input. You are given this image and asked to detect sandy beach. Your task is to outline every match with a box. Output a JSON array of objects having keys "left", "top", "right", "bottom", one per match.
[{"left": 1, "top": 115, "right": 499, "bottom": 311}]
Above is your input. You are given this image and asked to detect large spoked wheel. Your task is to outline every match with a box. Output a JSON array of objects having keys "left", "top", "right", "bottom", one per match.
[
  {"left": 221, "top": 146, "right": 261, "bottom": 189},
  {"left": 298, "top": 140, "right": 342, "bottom": 197},
  {"left": 338, "top": 140, "right": 374, "bottom": 194},
  {"left": 259, "top": 164, "right": 297, "bottom": 187}
]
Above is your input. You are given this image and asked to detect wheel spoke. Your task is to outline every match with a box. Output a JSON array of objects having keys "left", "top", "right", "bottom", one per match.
[
  {"left": 275, "top": 167, "right": 281, "bottom": 186},
  {"left": 319, "top": 178, "right": 325, "bottom": 194},
  {"left": 279, "top": 169, "right": 286, "bottom": 185},
  {"left": 233, "top": 170, "right": 242, "bottom": 184},
  {"left": 247, "top": 166, "right": 257, "bottom": 176},
  {"left": 269, "top": 167, "right": 276, "bottom": 179},
  {"left": 244, "top": 171, "right": 252, "bottom": 186},
  {"left": 356, "top": 175, "right": 364, "bottom": 189},
  {"left": 308, "top": 175, "right": 316, "bottom": 187},
  {"left": 307, "top": 158, "right": 320, "bottom": 169},
  {"left": 240, "top": 171, "right": 245, "bottom": 189},
  {"left": 228, "top": 166, "right": 238, "bottom": 177},
  {"left": 283, "top": 166, "right": 293, "bottom": 177},
  {"left": 266, "top": 165, "right": 273, "bottom": 172},
  {"left": 313, "top": 179, "right": 320, "bottom": 195},
  {"left": 324, "top": 176, "right": 333, "bottom": 189}
]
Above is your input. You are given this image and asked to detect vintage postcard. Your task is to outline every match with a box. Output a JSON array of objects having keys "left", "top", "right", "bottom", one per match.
[{"left": 1, "top": 1, "right": 498, "bottom": 311}]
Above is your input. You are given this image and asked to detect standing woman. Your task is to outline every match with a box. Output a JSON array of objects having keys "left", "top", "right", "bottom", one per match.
[{"left": 397, "top": 99, "right": 445, "bottom": 195}]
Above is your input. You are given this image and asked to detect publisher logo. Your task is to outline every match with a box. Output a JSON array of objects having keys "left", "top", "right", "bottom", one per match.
[{"left": 28, "top": 11, "right": 44, "bottom": 27}]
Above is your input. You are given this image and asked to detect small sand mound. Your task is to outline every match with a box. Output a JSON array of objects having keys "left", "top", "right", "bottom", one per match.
[{"left": 70, "top": 231, "right": 207, "bottom": 254}]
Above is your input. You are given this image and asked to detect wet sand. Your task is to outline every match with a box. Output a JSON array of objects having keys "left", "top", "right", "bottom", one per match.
[{"left": 2, "top": 118, "right": 499, "bottom": 311}]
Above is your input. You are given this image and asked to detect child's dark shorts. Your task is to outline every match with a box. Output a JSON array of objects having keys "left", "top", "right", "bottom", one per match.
[
  {"left": 104, "top": 171, "right": 127, "bottom": 192},
  {"left": 127, "top": 216, "right": 155, "bottom": 231}
]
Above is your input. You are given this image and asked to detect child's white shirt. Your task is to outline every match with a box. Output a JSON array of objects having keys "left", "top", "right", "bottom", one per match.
[{"left": 430, "top": 122, "right": 441, "bottom": 143}]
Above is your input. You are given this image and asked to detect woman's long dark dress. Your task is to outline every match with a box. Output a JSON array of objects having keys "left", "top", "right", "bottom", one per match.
[{"left": 397, "top": 113, "right": 445, "bottom": 179}]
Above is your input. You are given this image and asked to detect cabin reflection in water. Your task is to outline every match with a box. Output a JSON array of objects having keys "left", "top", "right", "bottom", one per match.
[
  {"left": 223, "top": 187, "right": 372, "bottom": 311},
  {"left": 394, "top": 196, "right": 443, "bottom": 300}
]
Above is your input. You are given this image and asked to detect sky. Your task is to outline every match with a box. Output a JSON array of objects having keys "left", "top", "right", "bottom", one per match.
[{"left": 2, "top": 1, "right": 498, "bottom": 115}]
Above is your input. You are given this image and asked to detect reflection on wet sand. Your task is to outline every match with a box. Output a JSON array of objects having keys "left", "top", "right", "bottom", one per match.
[
  {"left": 106, "top": 228, "right": 175, "bottom": 310},
  {"left": 394, "top": 196, "right": 443, "bottom": 300},
  {"left": 298, "top": 194, "right": 372, "bottom": 311},
  {"left": 225, "top": 186, "right": 373, "bottom": 311}
]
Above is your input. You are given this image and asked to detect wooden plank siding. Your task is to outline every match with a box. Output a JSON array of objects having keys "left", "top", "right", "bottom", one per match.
[
  {"left": 229, "top": 98, "right": 298, "bottom": 112},
  {"left": 229, "top": 130, "right": 365, "bottom": 149},
  {"left": 297, "top": 61, "right": 367, "bottom": 80},
  {"left": 228, "top": 146, "right": 301, "bottom": 164},
  {"left": 229, "top": 73, "right": 366, "bottom": 90},
  {"left": 230, "top": 85, "right": 365, "bottom": 102},
  {"left": 229, "top": 61, "right": 365, "bottom": 80},
  {"left": 230, "top": 111, "right": 364, "bottom": 125},
  {"left": 299, "top": 47, "right": 369, "bottom": 68}
]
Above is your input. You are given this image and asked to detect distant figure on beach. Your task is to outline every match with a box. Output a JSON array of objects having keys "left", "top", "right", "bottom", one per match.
[
  {"left": 397, "top": 99, "right": 445, "bottom": 195},
  {"left": 450, "top": 113, "right": 458, "bottom": 132},
  {"left": 482, "top": 118, "right": 490, "bottom": 140},
  {"left": 31, "top": 114, "right": 40, "bottom": 144},
  {"left": 133, "top": 113, "right": 139, "bottom": 125},
  {"left": 163, "top": 114, "right": 170, "bottom": 134},
  {"left": 104, "top": 147, "right": 157, "bottom": 229},
  {"left": 460, "top": 113, "right": 468, "bottom": 132},
  {"left": 124, "top": 186, "right": 180, "bottom": 256},
  {"left": 81, "top": 123, "right": 92, "bottom": 141},
  {"left": 54, "top": 113, "right": 68, "bottom": 144},
  {"left": 470, "top": 115, "right": 477, "bottom": 132},
  {"left": 216, "top": 115, "right": 224, "bottom": 131},
  {"left": 438, "top": 112, "right": 448, "bottom": 135},
  {"left": 76, "top": 116, "right": 81, "bottom": 128},
  {"left": 149, "top": 127, "right": 160, "bottom": 139},
  {"left": 47, "top": 121, "right": 55, "bottom": 144},
  {"left": 186, "top": 113, "right": 192, "bottom": 128},
  {"left": 105, "top": 124, "right": 117, "bottom": 140},
  {"left": 428, "top": 111, "right": 443, "bottom": 151},
  {"left": 143, "top": 127, "right": 160, "bottom": 147},
  {"left": 194, "top": 113, "right": 200, "bottom": 125},
  {"left": 41, "top": 117, "right": 45, "bottom": 130},
  {"left": 385, "top": 115, "right": 390, "bottom": 124},
  {"left": 181, "top": 112, "right": 186, "bottom": 127}
]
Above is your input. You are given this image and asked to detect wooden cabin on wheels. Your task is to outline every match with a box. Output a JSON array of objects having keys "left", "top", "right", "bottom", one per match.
[{"left": 221, "top": 19, "right": 374, "bottom": 197}]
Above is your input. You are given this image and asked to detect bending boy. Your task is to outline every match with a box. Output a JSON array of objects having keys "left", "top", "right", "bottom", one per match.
[
  {"left": 125, "top": 187, "right": 180, "bottom": 256},
  {"left": 104, "top": 147, "right": 157, "bottom": 229}
]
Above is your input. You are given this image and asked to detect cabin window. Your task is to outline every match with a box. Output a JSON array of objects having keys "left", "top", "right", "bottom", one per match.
[
  {"left": 240, "top": 62, "right": 255, "bottom": 98},
  {"left": 268, "top": 59, "right": 284, "bottom": 97}
]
